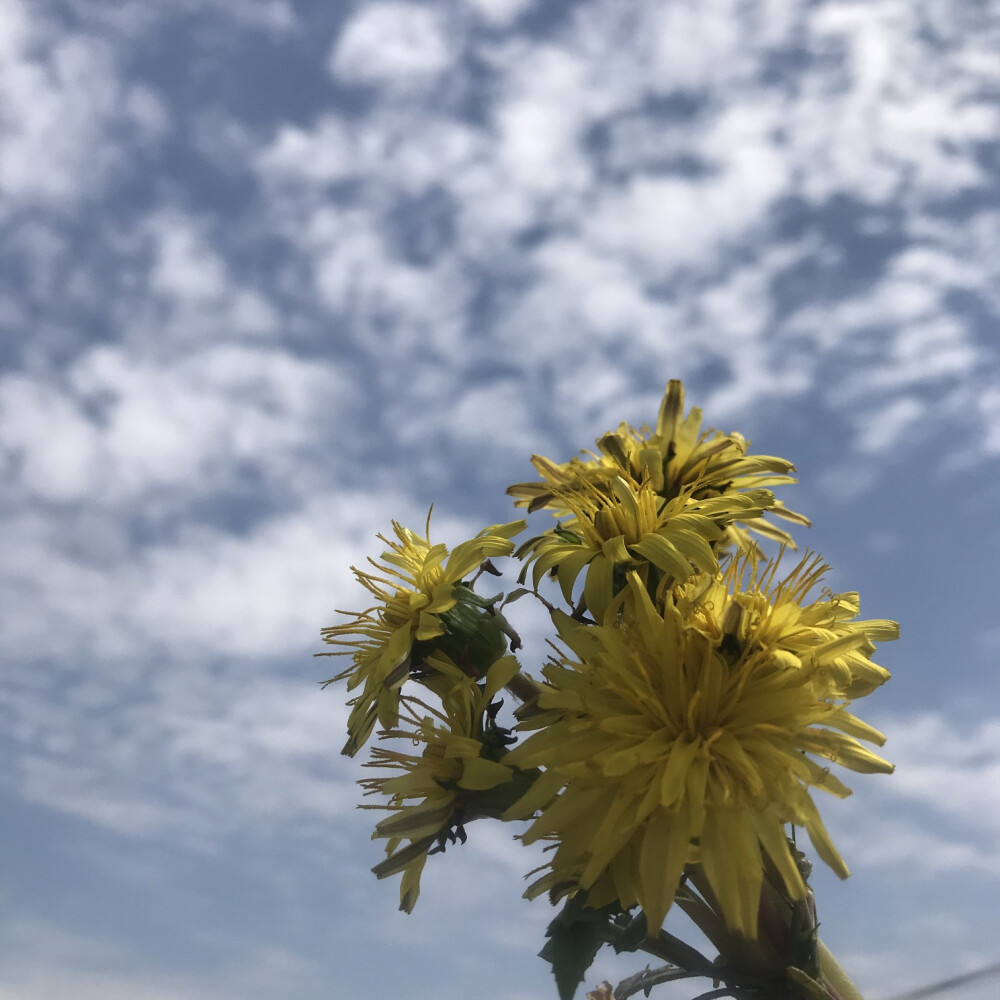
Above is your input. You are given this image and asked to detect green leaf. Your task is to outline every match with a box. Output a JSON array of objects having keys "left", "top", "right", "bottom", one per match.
[
  {"left": 539, "top": 895, "right": 615, "bottom": 1000},
  {"left": 500, "top": 588, "right": 532, "bottom": 608}
]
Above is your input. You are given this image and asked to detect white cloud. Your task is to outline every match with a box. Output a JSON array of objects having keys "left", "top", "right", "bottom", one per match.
[
  {"left": 307, "top": 207, "right": 392, "bottom": 307},
  {"left": 0, "top": 342, "right": 347, "bottom": 505},
  {"left": 0, "top": 492, "right": 397, "bottom": 665},
  {"left": 979, "top": 388, "right": 1000, "bottom": 456},
  {"left": 840, "top": 812, "right": 1000, "bottom": 879},
  {"left": 783, "top": 236, "right": 990, "bottom": 461},
  {"left": 149, "top": 214, "right": 231, "bottom": 303},
  {"left": 821, "top": 711, "right": 1000, "bottom": 886},
  {"left": 129, "top": 497, "right": 379, "bottom": 659},
  {"left": 52, "top": 0, "right": 299, "bottom": 40},
  {"left": 0, "top": 919, "right": 320, "bottom": 1000},
  {"left": 462, "top": 0, "right": 533, "bottom": 28},
  {"left": 447, "top": 377, "right": 538, "bottom": 456},
  {"left": 853, "top": 395, "right": 924, "bottom": 455},
  {"left": 0, "top": 375, "right": 103, "bottom": 501},
  {"left": 520, "top": 238, "right": 669, "bottom": 338},
  {"left": 328, "top": 2, "right": 453, "bottom": 86},
  {"left": 9, "top": 0, "right": 997, "bottom": 478},
  {"left": 794, "top": 3, "right": 1000, "bottom": 203},
  {"left": 220, "top": 0, "right": 297, "bottom": 34},
  {"left": 583, "top": 102, "right": 790, "bottom": 276},
  {"left": 8, "top": 656, "right": 360, "bottom": 844},
  {"left": 840, "top": 946, "right": 1000, "bottom": 1000},
  {"left": 368, "top": 112, "right": 484, "bottom": 197},
  {"left": 0, "top": 491, "right": 538, "bottom": 853},
  {"left": 492, "top": 44, "right": 597, "bottom": 197},
  {"left": 646, "top": 1, "right": 746, "bottom": 91},
  {"left": 292, "top": 203, "right": 476, "bottom": 372},
  {"left": 133, "top": 210, "right": 281, "bottom": 338},
  {"left": 880, "top": 713, "right": 1000, "bottom": 836},
  {"left": 0, "top": 0, "right": 32, "bottom": 64},
  {"left": 3, "top": 4, "right": 999, "bottom": 1000},
  {"left": 0, "top": 1, "right": 168, "bottom": 212},
  {"left": 243, "top": 0, "right": 1000, "bottom": 472},
  {"left": 586, "top": 171, "right": 753, "bottom": 274},
  {"left": 3, "top": 481, "right": 540, "bottom": 853},
  {"left": 257, "top": 108, "right": 485, "bottom": 204},
  {"left": 254, "top": 116, "right": 355, "bottom": 185}
]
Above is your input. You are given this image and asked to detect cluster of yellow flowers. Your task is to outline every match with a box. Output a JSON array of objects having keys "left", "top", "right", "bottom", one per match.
[{"left": 319, "top": 380, "right": 897, "bottom": 959}]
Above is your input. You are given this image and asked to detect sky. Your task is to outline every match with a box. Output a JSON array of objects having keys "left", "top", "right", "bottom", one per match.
[{"left": 1, "top": 0, "right": 1000, "bottom": 998}]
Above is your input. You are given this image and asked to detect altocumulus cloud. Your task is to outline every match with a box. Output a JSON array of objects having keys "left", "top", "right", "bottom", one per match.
[
  {"left": 3, "top": 1, "right": 1000, "bottom": 999},
  {"left": 246, "top": 0, "right": 1000, "bottom": 461},
  {"left": 0, "top": 0, "right": 168, "bottom": 213}
]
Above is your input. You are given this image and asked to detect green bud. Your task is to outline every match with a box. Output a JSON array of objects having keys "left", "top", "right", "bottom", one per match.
[{"left": 432, "top": 584, "right": 509, "bottom": 673}]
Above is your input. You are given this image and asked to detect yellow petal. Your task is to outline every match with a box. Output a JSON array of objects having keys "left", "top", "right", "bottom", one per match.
[
  {"left": 638, "top": 804, "right": 691, "bottom": 935},
  {"left": 459, "top": 757, "right": 513, "bottom": 791}
]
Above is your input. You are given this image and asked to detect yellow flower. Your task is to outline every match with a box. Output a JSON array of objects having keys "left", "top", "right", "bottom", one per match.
[
  {"left": 508, "top": 379, "right": 809, "bottom": 549},
  {"left": 515, "top": 473, "right": 773, "bottom": 621},
  {"left": 360, "top": 654, "right": 523, "bottom": 912},
  {"left": 504, "top": 568, "right": 896, "bottom": 939},
  {"left": 677, "top": 551, "right": 898, "bottom": 700},
  {"left": 319, "top": 513, "right": 526, "bottom": 756}
]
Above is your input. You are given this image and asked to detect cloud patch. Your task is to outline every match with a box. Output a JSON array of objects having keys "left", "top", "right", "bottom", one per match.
[
  {"left": 0, "top": 0, "right": 167, "bottom": 214},
  {"left": 329, "top": 2, "right": 453, "bottom": 87},
  {"left": 0, "top": 343, "right": 349, "bottom": 506}
]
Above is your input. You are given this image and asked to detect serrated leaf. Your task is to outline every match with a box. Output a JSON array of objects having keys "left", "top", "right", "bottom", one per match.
[
  {"left": 539, "top": 924, "right": 603, "bottom": 1000},
  {"left": 539, "top": 896, "right": 615, "bottom": 1000}
]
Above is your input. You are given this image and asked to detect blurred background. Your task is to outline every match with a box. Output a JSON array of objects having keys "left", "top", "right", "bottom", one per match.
[{"left": 2, "top": 1, "right": 999, "bottom": 998}]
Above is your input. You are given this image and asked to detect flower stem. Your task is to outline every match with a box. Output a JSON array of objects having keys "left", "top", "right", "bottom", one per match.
[{"left": 817, "top": 939, "right": 866, "bottom": 1000}]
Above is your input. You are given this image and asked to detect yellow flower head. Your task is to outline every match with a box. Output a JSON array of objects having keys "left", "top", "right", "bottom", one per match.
[
  {"left": 360, "top": 654, "right": 523, "bottom": 912},
  {"left": 677, "top": 551, "right": 899, "bottom": 700},
  {"left": 515, "top": 473, "right": 773, "bottom": 621},
  {"left": 504, "top": 567, "right": 896, "bottom": 939},
  {"left": 508, "top": 380, "right": 809, "bottom": 550},
  {"left": 319, "top": 513, "right": 526, "bottom": 756}
]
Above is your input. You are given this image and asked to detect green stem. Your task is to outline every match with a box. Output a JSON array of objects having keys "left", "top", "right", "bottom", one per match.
[
  {"left": 817, "top": 939, "right": 866, "bottom": 1000},
  {"left": 639, "top": 928, "right": 718, "bottom": 980},
  {"left": 685, "top": 867, "right": 783, "bottom": 978},
  {"left": 673, "top": 887, "right": 728, "bottom": 953},
  {"left": 599, "top": 913, "right": 718, "bottom": 981}
]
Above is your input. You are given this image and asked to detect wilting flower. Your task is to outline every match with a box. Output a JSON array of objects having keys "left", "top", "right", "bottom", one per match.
[
  {"left": 360, "top": 653, "right": 525, "bottom": 912},
  {"left": 514, "top": 472, "right": 773, "bottom": 621},
  {"left": 504, "top": 567, "right": 896, "bottom": 939},
  {"left": 509, "top": 379, "right": 809, "bottom": 549},
  {"left": 319, "top": 514, "right": 526, "bottom": 756}
]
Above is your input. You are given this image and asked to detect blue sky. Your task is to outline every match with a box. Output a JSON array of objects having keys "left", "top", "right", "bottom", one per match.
[{"left": 2, "top": 1, "right": 1000, "bottom": 998}]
